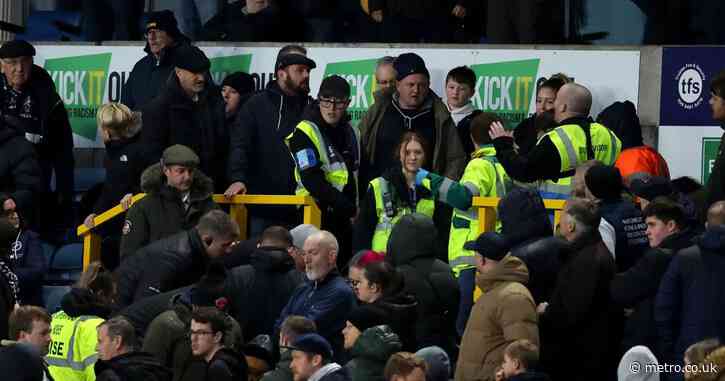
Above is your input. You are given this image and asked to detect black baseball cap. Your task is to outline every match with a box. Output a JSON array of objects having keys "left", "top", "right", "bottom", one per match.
[
  {"left": 463, "top": 232, "right": 510, "bottom": 261},
  {"left": 275, "top": 53, "right": 316, "bottom": 72}
]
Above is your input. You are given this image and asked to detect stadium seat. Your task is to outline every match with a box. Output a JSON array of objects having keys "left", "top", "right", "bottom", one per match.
[
  {"left": 43, "top": 285, "right": 71, "bottom": 314},
  {"left": 45, "top": 243, "right": 83, "bottom": 285},
  {"left": 15, "top": 10, "right": 85, "bottom": 41},
  {"left": 74, "top": 168, "right": 107, "bottom": 194}
]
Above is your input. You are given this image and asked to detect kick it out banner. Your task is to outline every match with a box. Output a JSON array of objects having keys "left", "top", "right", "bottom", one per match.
[{"left": 34, "top": 45, "right": 640, "bottom": 148}]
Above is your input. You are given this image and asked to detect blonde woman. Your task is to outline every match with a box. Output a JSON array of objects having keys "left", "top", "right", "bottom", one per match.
[{"left": 83, "top": 103, "right": 147, "bottom": 266}]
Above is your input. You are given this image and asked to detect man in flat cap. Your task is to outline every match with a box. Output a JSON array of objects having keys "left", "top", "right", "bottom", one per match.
[
  {"left": 226, "top": 45, "right": 316, "bottom": 237},
  {"left": 122, "top": 10, "right": 191, "bottom": 110},
  {"left": 119, "top": 144, "right": 218, "bottom": 259},
  {"left": 141, "top": 44, "right": 228, "bottom": 191},
  {"left": 0, "top": 39, "right": 74, "bottom": 231}
]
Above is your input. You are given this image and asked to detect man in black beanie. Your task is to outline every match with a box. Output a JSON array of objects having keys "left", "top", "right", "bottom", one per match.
[
  {"left": 357, "top": 52, "right": 466, "bottom": 260},
  {"left": 142, "top": 44, "right": 229, "bottom": 190},
  {"left": 584, "top": 164, "right": 649, "bottom": 271},
  {"left": 285, "top": 75, "right": 360, "bottom": 266},
  {"left": 0, "top": 39, "right": 73, "bottom": 232},
  {"left": 358, "top": 52, "right": 465, "bottom": 185},
  {"left": 122, "top": 10, "right": 191, "bottom": 110},
  {"left": 221, "top": 72, "right": 256, "bottom": 121}
]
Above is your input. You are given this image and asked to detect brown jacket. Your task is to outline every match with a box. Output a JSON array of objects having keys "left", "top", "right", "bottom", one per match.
[
  {"left": 359, "top": 89, "right": 466, "bottom": 180},
  {"left": 455, "top": 255, "right": 539, "bottom": 381}
]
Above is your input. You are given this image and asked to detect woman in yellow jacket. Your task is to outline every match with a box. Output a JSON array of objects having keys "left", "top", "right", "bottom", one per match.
[
  {"left": 353, "top": 132, "right": 436, "bottom": 253},
  {"left": 47, "top": 262, "right": 116, "bottom": 381}
]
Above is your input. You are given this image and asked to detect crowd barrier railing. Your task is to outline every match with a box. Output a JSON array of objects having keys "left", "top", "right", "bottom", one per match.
[
  {"left": 76, "top": 194, "right": 322, "bottom": 270},
  {"left": 77, "top": 195, "right": 566, "bottom": 271}
]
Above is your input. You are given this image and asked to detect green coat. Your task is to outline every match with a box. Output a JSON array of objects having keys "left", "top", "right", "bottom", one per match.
[
  {"left": 119, "top": 163, "right": 218, "bottom": 258},
  {"left": 345, "top": 325, "right": 402, "bottom": 381}
]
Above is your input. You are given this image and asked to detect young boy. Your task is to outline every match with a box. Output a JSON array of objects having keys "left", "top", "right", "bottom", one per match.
[
  {"left": 445, "top": 66, "right": 479, "bottom": 156},
  {"left": 497, "top": 339, "right": 550, "bottom": 381}
]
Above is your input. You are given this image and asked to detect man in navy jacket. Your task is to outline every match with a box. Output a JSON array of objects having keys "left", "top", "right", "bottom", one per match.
[{"left": 275, "top": 230, "right": 356, "bottom": 362}]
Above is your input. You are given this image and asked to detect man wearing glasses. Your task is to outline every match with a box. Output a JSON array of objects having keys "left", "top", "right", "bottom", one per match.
[
  {"left": 190, "top": 307, "right": 247, "bottom": 381},
  {"left": 285, "top": 75, "right": 361, "bottom": 267},
  {"left": 122, "top": 10, "right": 190, "bottom": 111}
]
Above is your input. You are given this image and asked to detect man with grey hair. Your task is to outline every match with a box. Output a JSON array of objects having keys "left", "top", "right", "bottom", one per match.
[
  {"left": 375, "top": 56, "right": 397, "bottom": 93},
  {"left": 274, "top": 230, "right": 356, "bottom": 362},
  {"left": 116, "top": 210, "right": 240, "bottom": 306},
  {"left": 94, "top": 316, "right": 171, "bottom": 381},
  {"left": 536, "top": 198, "right": 620, "bottom": 380},
  {"left": 489, "top": 82, "right": 622, "bottom": 200}
]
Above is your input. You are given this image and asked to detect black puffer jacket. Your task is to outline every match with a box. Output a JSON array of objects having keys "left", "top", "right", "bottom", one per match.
[
  {"left": 0, "top": 65, "right": 74, "bottom": 203},
  {"left": 206, "top": 348, "right": 248, "bottom": 381},
  {"left": 122, "top": 38, "right": 190, "bottom": 110},
  {"left": 0, "top": 123, "right": 41, "bottom": 217},
  {"left": 94, "top": 123, "right": 147, "bottom": 214},
  {"left": 95, "top": 351, "right": 172, "bottom": 381},
  {"left": 116, "top": 229, "right": 212, "bottom": 307},
  {"left": 386, "top": 213, "right": 459, "bottom": 358},
  {"left": 372, "top": 292, "right": 417, "bottom": 352},
  {"left": 141, "top": 74, "right": 227, "bottom": 189},
  {"left": 119, "top": 163, "right": 217, "bottom": 259},
  {"left": 226, "top": 248, "right": 306, "bottom": 341},
  {"left": 228, "top": 81, "right": 311, "bottom": 218},
  {"left": 498, "top": 188, "right": 560, "bottom": 303}
]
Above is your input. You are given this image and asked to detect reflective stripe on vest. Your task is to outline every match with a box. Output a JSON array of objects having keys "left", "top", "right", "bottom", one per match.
[
  {"left": 538, "top": 176, "right": 573, "bottom": 200},
  {"left": 448, "top": 154, "right": 510, "bottom": 276},
  {"left": 287, "top": 121, "right": 351, "bottom": 196},
  {"left": 370, "top": 177, "right": 434, "bottom": 252},
  {"left": 47, "top": 315, "right": 99, "bottom": 372},
  {"left": 539, "top": 122, "right": 622, "bottom": 199},
  {"left": 544, "top": 122, "right": 622, "bottom": 172}
]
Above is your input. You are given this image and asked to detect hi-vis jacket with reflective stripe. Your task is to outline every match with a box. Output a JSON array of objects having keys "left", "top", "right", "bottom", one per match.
[
  {"left": 47, "top": 311, "right": 104, "bottom": 381},
  {"left": 538, "top": 121, "right": 621, "bottom": 199},
  {"left": 427, "top": 146, "right": 511, "bottom": 276},
  {"left": 370, "top": 177, "right": 435, "bottom": 252},
  {"left": 286, "top": 120, "right": 360, "bottom": 197}
]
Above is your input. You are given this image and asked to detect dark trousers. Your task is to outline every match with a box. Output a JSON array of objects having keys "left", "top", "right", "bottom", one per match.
[
  {"left": 456, "top": 268, "right": 476, "bottom": 336},
  {"left": 82, "top": 0, "right": 145, "bottom": 41},
  {"left": 486, "top": 0, "right": 536, "bottom": 43}
]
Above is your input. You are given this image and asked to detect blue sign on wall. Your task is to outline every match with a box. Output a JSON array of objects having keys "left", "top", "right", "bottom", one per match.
[{"left": 661, "top": 47, "right": 725, "bottom": 126}]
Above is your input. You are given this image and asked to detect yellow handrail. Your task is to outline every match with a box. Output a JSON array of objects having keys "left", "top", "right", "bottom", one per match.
[
  {"left": 76, "top": 194, "right": 322, "bottom": 270},
  {"left": 76, "top": 194, "right": 566, "bottom": 271},
  {"left": 472, "top": 197, "right": 567, "bottom": 234}
]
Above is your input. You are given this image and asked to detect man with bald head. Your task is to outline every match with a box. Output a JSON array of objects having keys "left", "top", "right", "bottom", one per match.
[
  {"left": 707, "top": 200, "right": 725, "bottom": 226},
  {"left": 274, "top": 230, "right": 356, "bottom": 362},
  {"left": 490, "top": 83, "right": 622, "bottom": 199}
]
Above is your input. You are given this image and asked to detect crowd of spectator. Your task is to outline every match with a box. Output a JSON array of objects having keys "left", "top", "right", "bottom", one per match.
[{"left": 3, "top": 6, "right": 725, "bottom": 381}]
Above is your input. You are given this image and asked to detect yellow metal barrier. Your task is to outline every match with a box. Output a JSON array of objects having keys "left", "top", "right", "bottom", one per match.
[
  {"left": 472, "top": 197, "right": 567, "bottom": 234},
  {"left": 76, "top": 194, "right": 321, "bottom": 270},
  {"left": 471, "top": 196, "right": 566, "bottom": 301}
]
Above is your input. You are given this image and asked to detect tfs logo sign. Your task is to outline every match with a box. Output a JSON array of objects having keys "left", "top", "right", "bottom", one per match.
[{"left": 676, "top": 63, "right": 706, "bottom": 110}]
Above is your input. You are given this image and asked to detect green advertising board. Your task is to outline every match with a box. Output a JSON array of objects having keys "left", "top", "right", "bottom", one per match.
[
  {"left": 470, "top": 59, "right": 540, "bottom": 129},
  {"left": 44, "top": 53, "right": 112, "bottom": 141},
  {"left": 703, "top": 137, "right": 721, "bottom": 184}
]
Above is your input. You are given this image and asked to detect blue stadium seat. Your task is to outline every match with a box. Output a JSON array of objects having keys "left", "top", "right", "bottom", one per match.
[
  {"left": 16, "top": 10, "right": 85, "bottom": 41},
  {"left": 41, "top": 242, "right": 56, "bottom": 265},
  {"left": 74, "top": 168, "right": 107, "bottom": 194},
  {"left": 45, "top": 243, "right": 83, "bottom": 285},
  {"left": 43, "top": 285, "right": 71, "bottom": 314}
]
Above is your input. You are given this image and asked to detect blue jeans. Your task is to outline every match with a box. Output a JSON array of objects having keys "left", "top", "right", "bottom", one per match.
[
  {"left": 173, "top": 0, "right": 220, "bottom": 40},
  {"left": 456, "top": 268, "right": 476, "bottom": 336}
]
